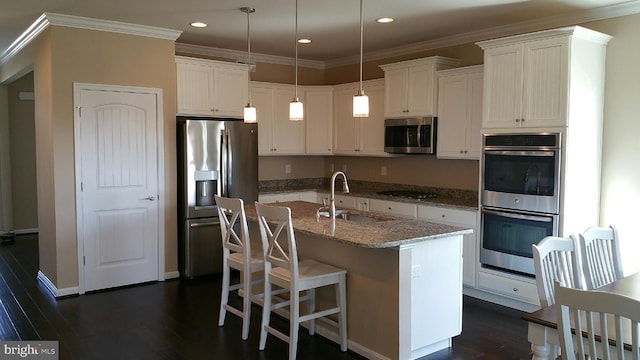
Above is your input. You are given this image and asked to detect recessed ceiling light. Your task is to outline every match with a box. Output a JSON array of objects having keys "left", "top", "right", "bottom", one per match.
[
  {"left": 376, "top": 17, "right": 394, "bottom": 24},
  {"left": 297, "top": 38, "right": 311, "bottom": 44},
  {"left": 190, "top": 22, "right": 208, "bottom": 28}
]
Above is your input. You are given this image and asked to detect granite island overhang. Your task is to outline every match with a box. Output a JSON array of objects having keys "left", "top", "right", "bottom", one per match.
[{"left": 245, "top": 201, "right": 473, "bottom": 360}]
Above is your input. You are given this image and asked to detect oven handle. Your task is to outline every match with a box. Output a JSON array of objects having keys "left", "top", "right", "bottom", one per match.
[
  {"left": 482, "top": 207, "right": 556, "bottom": 223},
  {"left": 483, "top": 150, "right": 556, "bottom": 157}
]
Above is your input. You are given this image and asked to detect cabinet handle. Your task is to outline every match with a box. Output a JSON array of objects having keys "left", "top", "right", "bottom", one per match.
[
  {"left": 513, "top": 287, "right": 519, "bottom": 292},
  {"left": 388, "top": 206, "right": 392, "bottom": 210},
  {"left": 515, "top": 118, "right": 521, "bottom": 123},
  {"left": 441, "top": 214, "right": 446, "bottom": 218}
]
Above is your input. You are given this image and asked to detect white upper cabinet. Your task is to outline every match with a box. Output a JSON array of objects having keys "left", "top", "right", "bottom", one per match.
[
  {"left": 478, "top": 26, "right": 612, "bottom": 129},
  {"left": 303, "top": 86, "right": 333, "bottom": 155},
  {"left": 437, "top": 65, "right": 483, "bottom": 159},
  {"left": 380, "top": 57, "right": 459, "bottom": 118},
  {"left": 252, "top": 82, "right": 305, "bottom": 155},
  {"left": 333, "top": 80, "right": 387, "bottom": 156},
  {"left": 176, "top": 56, "right": 248, "bottom": 118}
]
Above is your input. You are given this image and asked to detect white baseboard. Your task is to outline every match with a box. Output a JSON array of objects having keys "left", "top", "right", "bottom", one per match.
[
  {"left": 164, "top": 271, "right": 180, "bottom": 280},
  {"left": 37, "top": 271, "right": 79, "bottom": 298}
]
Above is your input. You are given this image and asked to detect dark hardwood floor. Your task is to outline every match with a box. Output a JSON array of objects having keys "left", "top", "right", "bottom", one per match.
[{"left": 0, "top": 234, "right": 532, "bottom": 359}]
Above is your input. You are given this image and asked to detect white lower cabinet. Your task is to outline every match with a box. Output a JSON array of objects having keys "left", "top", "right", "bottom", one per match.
[
  {"left": 258, "top": 193, "right": 301, "bottom": 204},
  {"left": 476, "top": 270, "right": 539, "bottom": 305},
  {"left": 418, "top": 205, "right": 478, "bottom": 287},
  {"left": 369, "top": 199, "right": 417, "bottom": 218}
]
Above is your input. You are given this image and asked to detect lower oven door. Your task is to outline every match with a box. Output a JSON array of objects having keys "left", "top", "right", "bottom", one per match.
[{"left": 480, "top": 207, "right": 558, "bottom": 276}]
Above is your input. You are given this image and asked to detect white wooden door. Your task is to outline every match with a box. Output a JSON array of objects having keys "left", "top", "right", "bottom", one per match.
[
  {"left": 333, "top": 87, "right": 358, "bottom": 155},
  {"left": 521, "top": 37, "right": 569, "bottom": 128},
  {"left": 482, "top": 43, "right": 523, "bottom": 128},
  {"left": 76, "top": 86, "right": 160, "bottom": 292}
]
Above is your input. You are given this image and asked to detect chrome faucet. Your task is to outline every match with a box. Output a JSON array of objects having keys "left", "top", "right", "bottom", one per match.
[{"left": 329, "top": 171, "right": 350, "bottom": 219}]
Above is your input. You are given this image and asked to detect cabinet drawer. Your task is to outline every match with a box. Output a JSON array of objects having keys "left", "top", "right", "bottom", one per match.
[
  {"left": 258, "top": 193, "right": 300, "bottom": 203},
  {"left": 417, "top": 205, "right": 476, "bottom": 226},
  {"left": 369, "top": 199, "right": 417, "bottom": 218},
  {"left": 477, "top": 271, "right": 539, "bottom": 305}
]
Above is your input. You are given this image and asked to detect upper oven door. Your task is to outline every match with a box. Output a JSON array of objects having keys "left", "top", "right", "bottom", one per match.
[{"left": 482, "top": 149, "right": 560, "bottom": 214}]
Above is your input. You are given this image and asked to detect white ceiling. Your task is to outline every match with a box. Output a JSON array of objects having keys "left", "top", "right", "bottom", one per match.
[{"left": 2, "top": 0, "right": 640, "bottom": 65}]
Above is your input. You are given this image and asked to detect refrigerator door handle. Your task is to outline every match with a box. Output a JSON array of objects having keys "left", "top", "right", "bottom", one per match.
[
  {"left": 220, "top": 129, "right": 229, "bottom": 197},
  {"left": 189, "top": 220, "right": 220, "bottom": 228}
]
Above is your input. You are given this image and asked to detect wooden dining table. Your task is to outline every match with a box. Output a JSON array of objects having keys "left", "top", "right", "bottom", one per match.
[{"left": 522, "top": 271, "right": 640, "bottom": 360}]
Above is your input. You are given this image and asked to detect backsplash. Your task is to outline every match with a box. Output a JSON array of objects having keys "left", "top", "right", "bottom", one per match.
[{"left": 259, "top": 177, "right": 478, "bottom": 204}]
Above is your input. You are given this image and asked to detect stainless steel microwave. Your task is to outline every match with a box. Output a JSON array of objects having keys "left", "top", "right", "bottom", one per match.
[{"left": 384, "top": 117, "right": 436, "bottom": 154}]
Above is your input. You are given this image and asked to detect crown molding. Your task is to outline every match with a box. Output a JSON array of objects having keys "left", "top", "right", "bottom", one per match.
[
  {"left": 325, "top": 0, "right": 640, "bottom": 68},
  {"left": 1, "top": 12, "right": 182, "bottom": 65},
  {"left": 175, "top": 43, "right": 326, "bottom": 70}
]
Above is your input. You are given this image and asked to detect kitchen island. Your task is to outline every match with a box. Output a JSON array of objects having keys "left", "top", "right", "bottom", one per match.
[{"left": 245, "top": 201, "right": 472, "bottom": 360}]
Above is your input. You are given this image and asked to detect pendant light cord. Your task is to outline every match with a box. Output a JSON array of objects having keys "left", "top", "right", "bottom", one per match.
[
  {"left": 246, "top": 8, "right": 252, "bottom": 104},
  {"left": 359, "top": 0, "right": 364, "bottom": 94},
  {"left": 295, "top": 0, "right": 299, "bottom": 99}
]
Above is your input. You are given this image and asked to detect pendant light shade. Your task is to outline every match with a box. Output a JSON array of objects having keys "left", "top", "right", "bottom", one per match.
[
  {"left": 290, "top": 98, "right": 304, "bottom": 120},
  {"left": 353, "top": 0, "right": 369, "bottom": 118},
  {"left": 241, "top": 7, "right": 257, "bottom": 123},
  {"left": 290, "top": 0, "right": 304, "bottom": 121}
]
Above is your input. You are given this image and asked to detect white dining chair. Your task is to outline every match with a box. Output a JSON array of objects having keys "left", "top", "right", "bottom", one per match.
[
  {"left": 555, "top": 281, "right": 640, "bottom": 360},
  {"left": 215, "top": 195, "right": 264, "bottom": 340},
  {"left": 254, "top": 202, "right": 348, "bottom": 360},
  {"left": 578, "top": 225, "right": 624, "bottom": 290},
  {"left": 533, "top": 235, "right": 583, "bottom": 308}
]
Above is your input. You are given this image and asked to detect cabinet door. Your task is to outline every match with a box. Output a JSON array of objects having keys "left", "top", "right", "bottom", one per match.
[
  {"left": 383, "top": 68, "right": 408, "bottom": 118},
  {"left": 466, "top": 71, "right": 484, "bottom": 159},
  {"left": 358, "top": 82, "right": 387, "bottom": 156},
  {"left": 407, "top": 64, "right": 436, "bottom": 116},
  {"left": 176, "top": 61, "right": 215, "bottom": 116},
  {"left": 253, "top": 85, "right": 275, "bottom": 155},
  {"left": 437, "top": 73, "right": 468, "bottom": 158},
  {"left": 482, "top": 44, "right": 523, "bottom": 128},
  {"left": 272, "top": 87, "right": 305, "bottom": 155},
  {"left": 333, "top": 88, "right": 359, "bottom": 155},
  {"left": 212, "top": 66, "right": 248, "bottom": 118},
  {"left": 521, "top": 37, "right": 569, "bottom": 128},
  {"left": 417, "top": 205, "right": 478, "bottom": 287},
  {"left": 305, "top": 88, "right": 333, "bottom": 155}
]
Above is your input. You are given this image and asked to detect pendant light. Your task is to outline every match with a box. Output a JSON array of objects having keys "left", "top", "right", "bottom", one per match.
[
  {"left": 241, "top": 7, "right": 257, "bottom": 123},
  {"left": 353, "top": 0, "right": 369, "bottom": 118},
  {"left": 289, "top": 0, "right": 304, "bottom": 121}
]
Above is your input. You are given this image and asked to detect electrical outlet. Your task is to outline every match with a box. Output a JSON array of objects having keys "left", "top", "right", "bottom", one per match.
[
  {"left": 341, "top": 164, "right": 347, "bottom": 172},
  {"left": 411, "top": 264, "right": 422, "bottom": 278},
  {"left": 381, "top": 166, "right": 387, "bottom": 176},
  {"left": 285, "top": 164, "right": 291, "bottom": 174}
]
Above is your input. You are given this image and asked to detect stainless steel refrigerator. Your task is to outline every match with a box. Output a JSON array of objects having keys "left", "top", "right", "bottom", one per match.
[{"left": 177, "top": 117, "right": 258, "bottom": 278}]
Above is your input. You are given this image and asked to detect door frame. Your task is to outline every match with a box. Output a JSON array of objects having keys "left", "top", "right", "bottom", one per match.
[{"left": 73, "top": 83, "right": 165, "bottom": 294}]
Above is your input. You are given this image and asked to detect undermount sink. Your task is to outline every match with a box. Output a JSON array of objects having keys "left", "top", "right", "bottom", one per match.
[
  {"left": 317, "top": 208, "right": 391, "bottom": 223},
  {"left": 317, "top": 209, "right": 345, "bottom": 218},
  {"left": 336, "top": 212, "right": 388, "bottom": 224}
]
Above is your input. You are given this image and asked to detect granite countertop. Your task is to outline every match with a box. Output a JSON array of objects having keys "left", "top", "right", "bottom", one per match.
[{"left": 245, "top": 201, "right": 472, "bottom": 249}]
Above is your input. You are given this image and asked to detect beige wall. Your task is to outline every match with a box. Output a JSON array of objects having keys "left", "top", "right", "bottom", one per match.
[
  {"left": 582, "top": 14, "right": 640, "bottom": 274},
  {"left": 259, "top": 156, "right": 326, "bottom": 180},
  {"left": 1, "top": 26, "right": 179, "bottom": 290},
  {"left": 7, "top": 72, "right": 38, "bottom": 231},
  {"left": 0, "top": 85, "right": 10, "bottom": 232}
]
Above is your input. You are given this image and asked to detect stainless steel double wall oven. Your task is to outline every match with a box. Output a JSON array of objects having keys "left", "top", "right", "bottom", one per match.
[{"left": 480, "top": 133, "right": 562, "bottom": 276}]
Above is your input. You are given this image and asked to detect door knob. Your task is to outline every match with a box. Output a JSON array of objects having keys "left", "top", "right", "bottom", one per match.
[{"left": 141, "top": 195, "right": 156, "bottom": 201}]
